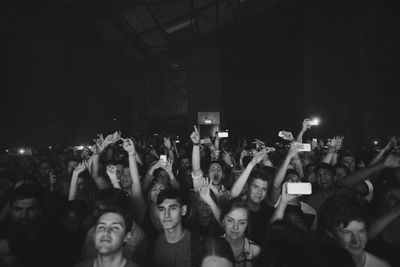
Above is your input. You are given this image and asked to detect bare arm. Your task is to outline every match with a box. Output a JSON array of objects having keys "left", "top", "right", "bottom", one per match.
[
  {"left": 368, "top": 204, "right": 400, "bottom": 240},
  {"left": 296, "top": 118, "right": 311, "bottom": 143},
  {"left": 191, "top": 126, "right": 202, "bottom": 177},
  {"left": 270, "top": 182, "right": 297, "bottom": 223},
  {"left": 342, "top": 154, "right": 400, "bottom": 188},
  {"left": 123, "top": 138, "right": 147, "bottom": 224},
  {"left": 231, "top": 150, "right": 266, "bottom": 197},
  {"left": 199, "top": 178, "right": 222, "bottom": 225},
  {"left": 68, "top": 162, "right": 87, "bottom": 201}
]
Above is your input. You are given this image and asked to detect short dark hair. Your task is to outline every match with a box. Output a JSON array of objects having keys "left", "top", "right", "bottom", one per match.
[
  {"left": 314, "top": 163, "right": 336, "bottom": 176},
  {"left": 156, "top": 188, "right": 185, "bottom": 207},
  {"left": 193, "top": 237, "right": 234, "bottom": 267},
  {"left": 220, "top": 197, "right": 249, "bottom": 222},
  {"left": 93, "top": 188, "right": 134, "bottom": 220},
  {"left": 10, "top": 184, "right": 44, "bottom": 208},
  {"left": 318, "top": 194, "right": 368, "bottom": 236},
  {"left": 95, "top": 206, "right": 134, "bottom": 233},
  {"left": 248, "top": 169, "right": 271, "bottom": 185}
]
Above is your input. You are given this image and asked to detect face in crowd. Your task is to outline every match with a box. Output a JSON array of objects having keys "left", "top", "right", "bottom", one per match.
[
  {"left": 330, "top": 220, "right": 367, "bottom": 258},
  {"left": 208, "top": 163, "right": 223, "bottom": 186},
  {"left": 157, "top": 198, "right": 187, "bottom": 230},
  {"left": 223, "top": 207, "right": 248, "bottom": 241},
  {"left": 10, "top": 198, "right": 42, "bottom": 228},
  {"left": 94, "top": 212, "right": 131, "bottom": 255},
  {"left": 316, "top": 168, "right": 335, "bottom": 191},
  {"left": 180, "top": 158, "right": 190, "bottom": 170},
  {"left": 150, "top": 183, "right": 166, "bottom": 204},
  {"left": 248, "top": 178, "right": 268, "bottom": 204},
  {"left": 120, "top": 167, "right": 132, "bottom": 189},
  {"left": 341, "top": 156, "right": 355, "bottom": 173}
]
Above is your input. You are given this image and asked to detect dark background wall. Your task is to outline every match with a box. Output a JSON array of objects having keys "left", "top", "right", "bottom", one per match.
[{"left": 1, "top": 0, "right": 399, "bottom": 148}]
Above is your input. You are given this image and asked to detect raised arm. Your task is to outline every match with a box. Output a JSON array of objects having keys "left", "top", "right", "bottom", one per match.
[
  {"left": 368, "top": 203, "right": 400, "bottom": 240},
  {"left": 230, "top": 149, "right": 266, "bottom": 197},
  {"left": 342, "top": 154, "right": 400, "bottom": 188},
  {"left": 270, "top": 182, "right": 297, "bottom": 223},
  {"left": 199, "top": 178, "right": 222, "bottom": 225},
  {"left": 68, "top": 161, "right": 88, "bottom": 201},
  {"left": 296, "top": 118, "right": 312, "bottom": 143},
  {"left": 122, "top": 138, "right": 147, "bottom": 224},
  {"left": 191, "top": 125, "right": 202, "bottom": 177},
  {"left": 163, "top": 136, "right": 175, "bottom": 164},
  {"left": 142, "top": 160, "right": 162, "bottom": 193},
  {"left": 161, "top": 158, "right": 180, "bottom": 189},
  {"left": 369, "top": 137, "right": 396, "bottom": 166},
  {"left": 90, "top": 132, "right": 121, "bottom": 190},
  {"left": 269, "top": 143, "right": 302, "bottom": 205}
]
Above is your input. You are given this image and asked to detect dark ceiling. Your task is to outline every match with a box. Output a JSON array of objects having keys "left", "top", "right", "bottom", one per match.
[{"left": 60, "top": 0, "right": 281, "bottom": 62}]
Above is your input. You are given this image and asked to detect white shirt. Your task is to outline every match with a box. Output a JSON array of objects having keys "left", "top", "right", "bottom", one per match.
[{"left": 364, "top": 252, "right": 391, "bottom": 267}]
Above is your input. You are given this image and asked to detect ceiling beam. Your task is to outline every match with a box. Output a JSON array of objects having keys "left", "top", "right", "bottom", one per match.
[{"left": 137, "top": 0, "right": 230, "bottom": 37}]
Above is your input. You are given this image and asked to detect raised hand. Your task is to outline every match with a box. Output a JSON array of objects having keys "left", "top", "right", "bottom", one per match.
[
  {"left": 250, "top": 149, "right": 267, "bottom": 165},
  {"left": 253, "top": 139, "right": 266, "bottom": 151},
  {"left": 106, "top": 164, "right": 117, "bottom": 177},
  {"left": 198, "top": 178, "right": 212, "bottom": 203},
  {"left": 81, "top": 146, "right": 92, "bottom": 160},
  {"left": 163, "top": 136, "right": 172, "bottom": 149},
  {"left": 73, "top": 161, "right": 88, "bottom": 175},
  {"left": 279, "top": 131, "right": 294, "bottom": 141},
  {"left": 288, "top": 142, "right": 303, "bottom": 158},
  {"left": 222, "top": 151, "right": 234, "bottom": 167},
  {"left": 190, "top": 125, "right": 200, "bottom": 144},
  {"left": 161, "top": 158, "right": 174, "bottom": 173},
  {"left": 104, "top": 131, "right": 121, "bottom": 147},
  {"left": 122, "top": 138, "right": 136, "bottom": 155},
  {"left": 281, "top": 182, "right": 298, "bottom": 203},
  {"left": 302, "top": 118, "right": 312, "bottom": 132}
]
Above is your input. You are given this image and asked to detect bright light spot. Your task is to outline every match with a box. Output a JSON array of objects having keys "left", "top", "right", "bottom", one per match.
[
  {"left": 113, "top": 118, "right": 117, "bottom": 121},
  {"left": 75, "top": 146, "right": 84, "bottom": 150},
  {"left": 18, "top": 149, "right": 26, "bottom": 155},
  {"left": 5, "top": 149, "right": 9, "bottom": 153},
  {"left": 373, "top": 140, "right": 378, "bottom": 145},
  {"left": 310, "top": 118, "right": 320, "bottom": 126},
  {"left": 49, "top": 146, "right": 52, "bottom": 149},
  {"left": 204, "top": 119, "right": 212, "bottom": 124}
]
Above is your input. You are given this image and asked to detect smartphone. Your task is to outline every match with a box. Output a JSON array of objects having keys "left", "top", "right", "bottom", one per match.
[
  {"left": 298, "top": 143, "right": 311, "bottom": 152},
  {"left": 310, "top": 118, "right": 320, "bottom": 126},
  {"left": 287, "top": 182, "right": 312, "bottom": 195},
  {"left": 160, "top": 155, "right": 167, "bottom": 165},
  {"left": 218, "top": 132, "right": 229, "bottom": 138},
  {"left": 200, "top": 139, "right": 211, "bottom": 144}
]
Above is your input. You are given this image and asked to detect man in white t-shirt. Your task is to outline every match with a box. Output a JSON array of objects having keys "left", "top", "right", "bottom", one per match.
[{"left": 319, "top": 195, "right": 390, "bottom": 267}]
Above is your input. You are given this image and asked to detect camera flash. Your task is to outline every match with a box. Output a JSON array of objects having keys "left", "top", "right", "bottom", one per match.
[
  {"left": 310, "top": 118, "right": 320, "bottom": 126},
  {"left": 18, "top": 148, "right": 26, "bottom": 155}
]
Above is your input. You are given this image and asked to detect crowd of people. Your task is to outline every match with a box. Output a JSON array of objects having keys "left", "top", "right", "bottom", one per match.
[{"left": 1, "top": 118, "right": 400, "bottom": 267}]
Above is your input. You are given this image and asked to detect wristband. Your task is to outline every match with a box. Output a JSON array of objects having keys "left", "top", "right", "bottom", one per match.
[{"left": 193, "top": 142, "right": 200, "bottom": 146}]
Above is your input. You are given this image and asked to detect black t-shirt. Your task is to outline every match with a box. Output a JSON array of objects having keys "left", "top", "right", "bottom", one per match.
[{"left": 247, "top": 204, "right": 275, "bottom": 245}]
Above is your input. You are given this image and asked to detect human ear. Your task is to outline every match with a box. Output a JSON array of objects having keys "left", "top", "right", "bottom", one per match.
[
  {"left": 181, "top": 205, "right": 187, "bottom": 216},
  {"left": 124, "top": 231, "right": 132, "bottom": 243}
]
